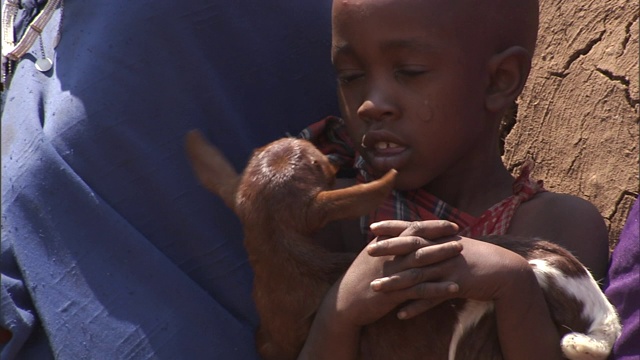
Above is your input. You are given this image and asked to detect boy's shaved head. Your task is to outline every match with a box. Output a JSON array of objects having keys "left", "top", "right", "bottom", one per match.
[
  {"left": 333, "top": 0, "right": 539, "bottom": 58},
  {"left": 460, "top": 0, "right": 539, "bottom": 55}
]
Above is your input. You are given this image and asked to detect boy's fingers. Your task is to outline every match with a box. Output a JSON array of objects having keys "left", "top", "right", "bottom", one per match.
[
  {"left": 370, "top": 220, "right": 459, "bottom": 239},
  {"left": 411, "top": 240, "right": 462, "bottom": 266},
  {"left": 369, "top": 220, "right": 413, "bottom": 237},
  {"left": 398, "top": 220, "right": 459, "bottom": 238},
  {"left": 368, "top": 234, "right": 462, "bottom": 260},
  {"left": 396, "top": 295, "right": 454, "bottom": 320},
  {"left": 383, "top": 283, "right": 458, "bottom": 319},
  {"left": 369, "top": 249, "right": 460, "bottom": 293},
  {"left": 367, "top": 236, "right": 432, "bottom": 256},
  {"left": 370, "top": 244, "right": 460, "bottom": 291}
]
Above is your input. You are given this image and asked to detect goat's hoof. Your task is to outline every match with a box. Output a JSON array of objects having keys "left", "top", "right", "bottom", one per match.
[{"left": 561, "top": 333, "right": 610, "bottom": 360}]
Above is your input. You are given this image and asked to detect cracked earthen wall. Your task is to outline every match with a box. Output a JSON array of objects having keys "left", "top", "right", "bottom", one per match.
[{"left": 502, "top": 0, "right": 639, "bottom": 251}]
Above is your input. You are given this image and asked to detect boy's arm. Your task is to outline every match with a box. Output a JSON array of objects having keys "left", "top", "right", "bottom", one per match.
[
  {"left": 367, "top": 223, "right": 568, "bottom": 360},
  {"left": 301, "top": 221, "right": 463, "bottom": 359},
  {"left": 369, "top": 191, "right": 610, "bottom": 359},
  {"left": 507, "top": 192, "right": 610, "bottom": 280},
  {"left": 497, "top": 193, "right": 609, "bottom": 358},
  {"left": 478, "top": 239, "right": 565, "bottom": 360},
  {"left": 298, "top": 279, "right": 362, "bottom": 360},
  {"left": 495, "top": 274, "right": 565, "bottom": 359}
]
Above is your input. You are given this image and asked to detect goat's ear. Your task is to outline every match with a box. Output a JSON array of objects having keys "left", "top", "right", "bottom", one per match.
[
  {"left": 185, "top": 129, "right": 240, "bottom": 211},
  {"left": 310, "top": 169, "right": 396, "bottom": 228}
]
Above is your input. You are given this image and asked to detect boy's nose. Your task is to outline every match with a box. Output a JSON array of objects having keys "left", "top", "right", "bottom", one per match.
[{"left": 356, "top": 87, "right": 398, "bottom": 123}]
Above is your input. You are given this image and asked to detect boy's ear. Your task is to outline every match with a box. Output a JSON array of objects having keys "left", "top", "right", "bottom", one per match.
[{"left": 485, "top": 46, "right": 532, "bottom": 113}]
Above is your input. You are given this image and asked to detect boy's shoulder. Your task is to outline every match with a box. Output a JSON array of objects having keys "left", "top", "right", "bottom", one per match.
[
  {"left": 508, "top": 191, "right": 609, "bottom": 279},
  {"left": 510, "top": 191, "right": 604, "bottom": 228}
]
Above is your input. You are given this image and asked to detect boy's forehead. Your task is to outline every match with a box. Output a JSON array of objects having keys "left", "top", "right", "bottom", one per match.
[
  {"left": 332, "top": 0, "right": 475, "bottom": 41},
  {"left": 333, "top": 0, "right": 539, "bottom": 54},
  {"left": 332, "top": 0, "right": 481, "bottom": 32},
  {"left": 333, "top": 0, "right": 466, "bottom": 13}
]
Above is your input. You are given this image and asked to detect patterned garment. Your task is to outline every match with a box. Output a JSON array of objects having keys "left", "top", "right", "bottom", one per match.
[{"left": 300, "top": 117, "right": 546, "bottom": 240}]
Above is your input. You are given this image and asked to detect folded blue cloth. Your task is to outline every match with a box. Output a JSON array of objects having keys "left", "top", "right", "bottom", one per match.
[
  {"left": 605, "top": 199, "right": 639, "bottom": 360},
  {"left": 1, "top": 1, "right": 337, "bottom": 358}
]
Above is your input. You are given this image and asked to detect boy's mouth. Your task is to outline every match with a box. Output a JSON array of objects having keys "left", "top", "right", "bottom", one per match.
[
  {"left": 361, "top": 131, "right": 410, "bottom": 173},
  {"left": 372, "top": 141, "right": 401, "bottom": 150}
]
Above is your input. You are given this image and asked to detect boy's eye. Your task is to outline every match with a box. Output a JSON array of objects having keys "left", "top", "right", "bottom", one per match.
[
  {"left": 336, "top": 70, "right": 364, "bottom": 85},
  {"left": 395, "top": 67, "right": 427, "bottom": 78}
]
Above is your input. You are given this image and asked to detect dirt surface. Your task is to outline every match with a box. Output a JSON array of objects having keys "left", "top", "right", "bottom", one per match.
[{"left": 502, "top": 0, "right": 639, "bottom": 251}]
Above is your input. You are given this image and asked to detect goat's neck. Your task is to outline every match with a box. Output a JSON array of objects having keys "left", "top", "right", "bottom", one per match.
[{"left": 243, "top": 226, "right": 353, "bottom": 283}]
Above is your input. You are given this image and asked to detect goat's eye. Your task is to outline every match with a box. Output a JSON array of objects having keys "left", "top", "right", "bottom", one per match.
[{"left": 310, "top": 159, "right": 323, "bottom": 171}]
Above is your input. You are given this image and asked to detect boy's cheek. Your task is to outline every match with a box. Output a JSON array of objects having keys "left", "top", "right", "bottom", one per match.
[
  {"left": 344, "top": 123, "right": 365, "bottom": 148},
  {"left": 337, "top": 90, "right": 364, "bottom": 117}
]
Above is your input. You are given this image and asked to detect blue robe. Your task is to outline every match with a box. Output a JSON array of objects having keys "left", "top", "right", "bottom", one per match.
[
  {"left": 605, "top": 199, "right": 639, "bottom": 360},
  {"left": 1, "top": 1, "right": 337, "bottom": 358}
]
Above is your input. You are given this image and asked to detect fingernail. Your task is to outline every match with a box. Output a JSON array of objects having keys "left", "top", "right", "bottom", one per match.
[
  {"left": 369, "top": 222, "right": 381, "bottom": 230},
  {"left": 370, "top": 279, "right": 381, "bottom": 290},
  {"left": 370, "top": 278, "right": 388, "bottom": 290},
  {"left": 397, "top": 311, "right": 407, "bottom": 320},
  {"left": 448, "top": 283, "right": 459, "bottom": 293}
]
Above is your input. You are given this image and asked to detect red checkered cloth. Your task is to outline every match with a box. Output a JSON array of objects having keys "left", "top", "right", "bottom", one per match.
[{"left": 299, "top": 117, "right": 546, "bottom": 241}]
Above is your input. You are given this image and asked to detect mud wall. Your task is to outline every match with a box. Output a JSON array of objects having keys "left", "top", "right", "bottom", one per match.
[{"left": 503, "top": 0, "right": 639, "bottom": 250}]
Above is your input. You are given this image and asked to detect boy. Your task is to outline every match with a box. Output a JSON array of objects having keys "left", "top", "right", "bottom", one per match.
[{"left": 298, "top": 0, "right": 609, "bottom": 358}]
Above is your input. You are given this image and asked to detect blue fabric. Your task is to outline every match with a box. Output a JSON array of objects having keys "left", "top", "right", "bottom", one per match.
[
  {"left": 1, "top": 1, "right": 338, "bottom": 359},
  {"left": 605, "top": 199, "right": 640, "bottom": 360}
]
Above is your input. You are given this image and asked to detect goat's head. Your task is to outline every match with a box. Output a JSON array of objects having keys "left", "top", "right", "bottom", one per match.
[{"left": 185, "top": 130, "right": 396, "bottom": 235}]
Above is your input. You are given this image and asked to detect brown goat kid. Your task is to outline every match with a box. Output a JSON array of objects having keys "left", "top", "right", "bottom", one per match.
[{"left": 186, "top": 130, "right": 620, "bottom": 360}]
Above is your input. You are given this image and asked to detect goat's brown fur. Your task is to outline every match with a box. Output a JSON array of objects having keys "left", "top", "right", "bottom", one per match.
[{"left": 186, "top": 130, "right": 620, "bottom": 360}]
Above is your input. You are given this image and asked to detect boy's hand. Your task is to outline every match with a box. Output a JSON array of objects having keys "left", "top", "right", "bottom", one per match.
[
  {"left": 368, "top": 220, "right": 534, "bottom": 320},
  {"left": 329, "top": 220, "right": 462, "bottom": 327}
]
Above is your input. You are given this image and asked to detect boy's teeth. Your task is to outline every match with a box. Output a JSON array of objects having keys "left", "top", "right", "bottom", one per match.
[{"left": 374, "top": 142, "right": 399, "bottom": 150}]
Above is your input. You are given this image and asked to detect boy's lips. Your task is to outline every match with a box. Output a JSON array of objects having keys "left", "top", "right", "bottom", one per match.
[{"left": 361, "top": 130, "right": 410, "bottom": 173}]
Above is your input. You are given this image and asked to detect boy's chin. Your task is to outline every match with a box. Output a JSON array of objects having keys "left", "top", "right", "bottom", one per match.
[
  {"left": 366, "top": 151, "right": 411, "bottom": 177},
  {"left": 371, "top": 169, "right": 422, "bottom": 192}
]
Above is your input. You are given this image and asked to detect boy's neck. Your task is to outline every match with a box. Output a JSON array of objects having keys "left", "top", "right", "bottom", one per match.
[{"left": 422, "top": 155, "right": 514, "bottom": 217}]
